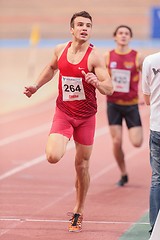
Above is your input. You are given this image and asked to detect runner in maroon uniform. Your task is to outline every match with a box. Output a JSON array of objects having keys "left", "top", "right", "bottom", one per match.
[
  {"left": 24, "top": 11, "right": 113, "bottom": 232},
  {"left": 104, "top": 25, "right": 143, "bottom": 186}
]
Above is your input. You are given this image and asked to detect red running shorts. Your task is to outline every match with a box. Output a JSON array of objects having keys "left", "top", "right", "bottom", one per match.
[{"left": 49, "top": 107, "right": 96, "bottom": 145}]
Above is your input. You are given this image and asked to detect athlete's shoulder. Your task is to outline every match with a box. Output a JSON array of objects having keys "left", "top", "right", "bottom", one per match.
[
  {"left": 104, "top": 49, "right": 114, "bottom": 57},
  {"left": 110, "top": 49, "right": 115, "bottom": 53},
  {"left": 89, "top": 45, "right": 103, "bottom": 63},
  {"left": 88, "top": 45, "right": 107, "bottom": 73},
  {"left": 54, "top": 42, "right": 70, "bottom": 58},
  {"left": 104, "top": 50, "right": 113, "bottom": 67},
  {"left": 131, "top": 49, "right": 137, "bottom": 53}
]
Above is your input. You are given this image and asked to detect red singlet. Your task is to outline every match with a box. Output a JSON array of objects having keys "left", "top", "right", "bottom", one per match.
[{"left": 56, "top": 41, "right": 97, "bottom": 119}]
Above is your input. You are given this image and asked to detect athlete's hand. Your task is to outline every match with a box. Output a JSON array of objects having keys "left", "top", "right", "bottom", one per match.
[
  {"left": 82, "top": 70, "right": 99, "bottom": 88},
  {"left": 23, "top": 85, "right": 38, "bottom": 98}
]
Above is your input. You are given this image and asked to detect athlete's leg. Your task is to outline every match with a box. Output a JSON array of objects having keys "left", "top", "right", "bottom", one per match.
[
  {"left": 128, "top": 126, "right": 143, "bottom": 147},
  {"left": 46, "top": 107, "right": 73, "bottom": 164},
  {"left": 45, "top": 133, "right": 69, "bottom": 164},
  {"left": 73, "top": 142, "right": 92, "bottom": 214},
  {"left": 125, "top": 104, "right": 143, "bottom": 147},
  {"left": 107, "top": 102, "right": 126, "bottom": 175},
  {"left": 109, "top": 125, "right": 127, "bottom": 176}
]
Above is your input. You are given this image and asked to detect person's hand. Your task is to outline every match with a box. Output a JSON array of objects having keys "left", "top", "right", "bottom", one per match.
[
  {"left": 82, "top": 70, "right": 99, "bottom": 88},
  {"left": 23, "top": 85, "right": 38, "bottom": 98}
]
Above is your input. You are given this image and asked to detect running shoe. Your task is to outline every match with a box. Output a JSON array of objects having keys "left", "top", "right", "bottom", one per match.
[
  {"left": 117, "top": 174, "right": 128, "bottom": 186},
  {"left": 68, "top": 213, "right": 83, "bottom": 232},
  {"left": 149, "top": 226, "right": 153, "bottom": 235}
]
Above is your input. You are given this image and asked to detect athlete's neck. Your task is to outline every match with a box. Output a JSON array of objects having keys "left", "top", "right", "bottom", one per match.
[
  {"left": 70, "top": 40, "right": 89, "bottom": 54},
  {"left": 115, "top": 45, "right": 131, "bottom": 54}
]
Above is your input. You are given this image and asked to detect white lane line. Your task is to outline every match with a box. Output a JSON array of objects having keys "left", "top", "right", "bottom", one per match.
[
  {"left": 0, "top": 100, "right": 54, "bottom": 124},
  {"left": 0, "top": 85, "right": 58, "bottom": 125},
  {"left": 0, "top": 217, "right": 150, "bottom": 225},
  {"left": 0, "top": 127, "right": 108, "bottom": 181},
  {"left": 0, "top": 123, "right": 50, "bottom": 146},
  {"left": 0, "top": 155, "right": 45, "bottom": 180},
  {"left": 0, "top": 221, "right": 21, "bottom": 236}
]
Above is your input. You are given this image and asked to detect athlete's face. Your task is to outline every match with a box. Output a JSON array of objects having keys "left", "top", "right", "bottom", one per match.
[
  {"left": 70, "top": 16, "right": 92, "bottom": 42},
  {"left": 114, "top": 27, "right": 131, "bottom": 46}
]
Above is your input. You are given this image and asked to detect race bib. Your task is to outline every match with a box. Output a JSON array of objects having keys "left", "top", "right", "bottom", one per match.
[
  {"left": 111, "top": 69, "right": 131, "bottom": 93},
  {"left": 62, "top": 76, "right": 86, "bottom": 101}
]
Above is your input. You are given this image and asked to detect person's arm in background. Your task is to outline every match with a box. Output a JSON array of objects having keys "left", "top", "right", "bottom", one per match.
[
  {"left": 137, "top": 52, "right": 146, "bottom": 105},
  {"left": 141, "top": 56, "right": 150, "bottom": 105}
]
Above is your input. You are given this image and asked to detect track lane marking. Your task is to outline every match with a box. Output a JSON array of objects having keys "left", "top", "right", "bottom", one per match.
[
  {"left": 0, "top": 217, "right": 150, "bottom": 225},
  {"left": 0, "top": 99, "right": 54, "bottom": 124},
  {"left": 0, "top": 123, "right": 50, "bottom": 146},
  {"left": 0, "top": 127, "right": 108, "bottom": 180}
]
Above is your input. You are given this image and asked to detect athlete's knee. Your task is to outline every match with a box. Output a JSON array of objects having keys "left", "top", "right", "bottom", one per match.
[
  {"left": 75, "top": 159, "right": 89, "bottom": 173},
  {"left": 129, "top": 127, "right": 143, "bottom": 147},
  {"left": 133, "top": 142, "right": 142, "bottom": 148},
  {"left": 113, "top": 137, "right": 122, "bottom": 149},
  {"left": 46, "top": 152, "right": 61, "bottom": 164},
  {"left": 132, "top": 137, "right": 143, "bottom": 148}
]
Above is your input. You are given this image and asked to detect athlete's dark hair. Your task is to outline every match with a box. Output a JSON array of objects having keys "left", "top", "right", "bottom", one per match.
[
  {"left": 70, "top": 11, "right": 92, "bottom": 28},
  {"left": 113, "top": 25, "right": 133, "bottom": 38}
]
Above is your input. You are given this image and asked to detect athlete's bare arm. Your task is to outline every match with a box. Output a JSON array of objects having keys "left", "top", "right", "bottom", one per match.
[
  {"left": 84, "top": 48, "right": 113, "bottom": 95},
  {"left": 104, "top": 52, "right": 109, "bottom": 69},
  {"left": 24, "top": 43, "right": 66, "bottom": 98},
  {"left": 137, "top": 52, "right": 144, "bottom": 71}
]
